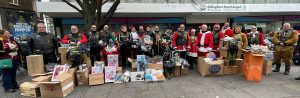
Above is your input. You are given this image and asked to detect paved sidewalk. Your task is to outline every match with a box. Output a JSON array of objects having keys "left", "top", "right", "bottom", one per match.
[{"left": 2, "top": 65, "right": 300, "bottom": 98}]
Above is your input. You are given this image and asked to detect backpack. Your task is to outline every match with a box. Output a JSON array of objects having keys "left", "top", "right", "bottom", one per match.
[{"left": 67, "top": 47, "right": 82, "bottom": 67}]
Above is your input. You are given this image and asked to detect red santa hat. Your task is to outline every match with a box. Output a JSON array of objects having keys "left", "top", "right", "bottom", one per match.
[{"left": 214, "top": 23, "right": 220, "bottom": 27}]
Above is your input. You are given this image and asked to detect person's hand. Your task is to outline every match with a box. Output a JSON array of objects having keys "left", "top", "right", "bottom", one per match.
[
  {"left": 70, "top": 42, "right": 76, "bottom": 45},
  {"left": 280, "top": 42, "right": 284, "bottom": 46},
  {"left": 77, "top": 42, "right": 81, "bottom": 45}
]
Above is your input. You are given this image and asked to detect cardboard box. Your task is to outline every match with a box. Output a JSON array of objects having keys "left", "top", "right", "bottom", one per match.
[
  {"left": 20, "top": 82, "right": 40, "bottom": 97},
  {"left": 26, "top": 55, "right": 44, "bottom": 75},
  {"left": 236, "top": 59, "right": 244, "bottom": 73},
  {"left": 58, "top": 47, "right": 69, "bottom": 54},
  {"left": 60, "top": 53, "right": 69, "bottom": 64},
  {"left": 38, "top": 72, "right": 75, "bottom": 98},
  {"left": 174, "top": 66, "right": 181, "bottom": 77},
  {"left": 263, "top": 60, "right": 272, "bottom": 75},
  {"left": 181, "top": 68, "right": 189, "bottom": 76},
  {"left": 128, "top": 58, "right": 137, "bottom": 68},
  {"left": 147, "top": 63, "right": 163, "bottom": 70},
  {"left": 89, "top": 74, "right": 104, "bottom": 86},
  {"left": 224, "top": 66, "right": 238, "bottom": 75},
  {"left": 32, "top": 75, "right": 52, "bottom": 82},
  {"left": 197, "top": 57, "right": 205, "bottom": 73},
  {"left": 220, "top": 47, "right": 228, "bottom": 58},
  {"left": 117, "top": 67, "right": 122, "bottom": 74},
  {"left": 76, "top": 69, "right": 89, "bottom": 85},
  {"left": 198, "top": 60, "right": 224, "bottom": 77}
]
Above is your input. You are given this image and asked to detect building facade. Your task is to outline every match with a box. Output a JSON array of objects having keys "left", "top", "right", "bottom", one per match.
[{"left": 37, "top": 0, "right": 300, "bottom": 36}]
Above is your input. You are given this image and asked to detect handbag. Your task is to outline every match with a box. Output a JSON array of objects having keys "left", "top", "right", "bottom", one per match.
[{"left": 0, "top": 59, "right": 13, "bottom": 69}]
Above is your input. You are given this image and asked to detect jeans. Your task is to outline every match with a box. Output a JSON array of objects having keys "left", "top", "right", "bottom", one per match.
[{"left": 2, "top": 60, "right": 18, "bottom": 91}]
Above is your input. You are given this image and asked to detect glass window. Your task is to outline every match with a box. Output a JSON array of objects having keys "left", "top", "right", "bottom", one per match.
[
  {"left": 278, "top": 0, "right": 289, "bottom": 3},
  {"left": 289, "top": 0, "right": 300, "bottom": 3},
  {"left": 155, "top": 0, "right": 167, "bottom": 3},
  {"left": 266, "top": 0, "right": 277, "bottom": 3},
  {"left": 254, "top": 0, "right": 265, "bottom": 3},
  {"left": 244, "top": 0, "right": 254, "bottom": 4},
  {"left": 217, "top": 0, "right": 230, "bottom": 4}
]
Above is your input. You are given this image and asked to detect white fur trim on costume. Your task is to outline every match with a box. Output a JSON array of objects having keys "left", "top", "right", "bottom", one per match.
[
  {"left": 200, "top": 31, "right": 211, "bottom": 46},
  {"left": 199, "top": 47, "right": 212, "bottom": 52},
  {"left": 188, "top": 52, "right": 198, "bottom": 57}
]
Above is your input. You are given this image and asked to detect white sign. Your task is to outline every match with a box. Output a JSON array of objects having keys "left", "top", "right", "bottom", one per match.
[{"left": 196, "top": 4, "right": 248, "bottom": 12}]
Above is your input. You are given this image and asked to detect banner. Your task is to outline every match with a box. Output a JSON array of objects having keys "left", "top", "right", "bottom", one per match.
[{"left": 3, "top": 10, "right": 36, "bottom": 38}]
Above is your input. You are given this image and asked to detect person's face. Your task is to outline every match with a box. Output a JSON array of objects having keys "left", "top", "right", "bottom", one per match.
[
  {"left": 139, "top": 26, "right": 143, "bottom": 30},
  {"left": 178, "top": 25, "right": 185, "bottom": 31},
  {"left": 121, "top": 27, "right": 127, "bottom": 32},
  {"left": 1, "top": 31, "right": 11, "bottom": 39},
  {"left": 154, "top": 26, "right": 159, "bottom": 31},
  {"left": 146, "top": 27, "right": 151, "bottom": 31},
  {"left": 191, "top": 29, "right": 196, "bottom": 35},
  {"left": 223, "top": 23, "right": 229, "bottom": 28},
  {"left": 213, "top": 26, "right": 220, "bottom": 31},
  {"left": 37, "top": 23, "right": 46, "bottom": 33},
  {"left": 131, "top": 28, "right": 136, "bottom": 32},
  {"left": 235, "top": 28, "right": 241, "bottom": 33},
  {"left": 201, "top": 25, "right": 208, "bottom": 31},
  {"left": 104, "top": 25, "right": 109, "bottom": 31},
  {"left": 283, "top": 24, "right": 291, "bottom": 31},
  {"left": 251, "top": 27, "right": 257, "bottom": 32},
  {"left": 71, "top": 26, "right": 78, "bottom": 34},
  {"left": 91, "top": 25, "right": 97, "bottom": 31}
]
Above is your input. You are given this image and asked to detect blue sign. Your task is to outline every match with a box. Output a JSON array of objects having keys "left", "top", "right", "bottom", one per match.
[{"left": 209, "top": 65, "right": 221, "bottom": 74}]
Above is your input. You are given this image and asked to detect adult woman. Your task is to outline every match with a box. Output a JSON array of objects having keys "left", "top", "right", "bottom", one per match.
[{"left": 0, "top": 29, "right": 19, "bottom": 93}]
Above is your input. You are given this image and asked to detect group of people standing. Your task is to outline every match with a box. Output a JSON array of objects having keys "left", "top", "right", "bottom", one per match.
[{"left": 0, "top": 22, "right": 299, "bottom": 93}]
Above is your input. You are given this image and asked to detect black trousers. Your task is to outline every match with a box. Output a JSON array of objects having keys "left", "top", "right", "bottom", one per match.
[
  {"left": 90, "top": 46, "right": 101, "bottom": 66},
  {"left": 120, "top": 45, "right": 131, "bottom": 67}
]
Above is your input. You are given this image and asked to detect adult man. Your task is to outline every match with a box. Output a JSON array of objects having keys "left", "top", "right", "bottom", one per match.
[
  {"left": 172, "top": 24, "right": 190, "bottom": 59},
  {"left": 222, "top": 23, "right": 234, "bottom": 37},
  {"left": 29, "top": 23, "right": 59, "bottom": 64},
  {"left": 247, "top": 26, "right": 265, "bottom": 47},
  {"left": 61, "top": 25, "right": 88, "bottom": 45},
  {"left": 118, "top": 26, "right": 131, "bottom": 67},
  {"left": 151, "top": 25, "right": 162, "bottom": 56},
  {"left": 197, "top": 24, "right": 213, "bottom": 57},
  {"left": 87, "top": 25, "right": 100, "bottom": 66},
  {"left": 212, "top": 24, "right": 224, "bottom": 57},
  {"left": 272, "top": 23, "right": 298, "bottom": 75}
]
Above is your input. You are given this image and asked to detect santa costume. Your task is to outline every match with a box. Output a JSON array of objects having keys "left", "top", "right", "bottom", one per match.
[
  {"left": 212, "top": 24, "right": 225, "bottom": 57},
  {"left": 197, "top": 30, "right": 214, "bottom": 57},
  {"left": 222, "top": 27, "right": 234, "bottom": 37},
  {"left": 172, "top": 31, "right": 190, "bottom": 59}
]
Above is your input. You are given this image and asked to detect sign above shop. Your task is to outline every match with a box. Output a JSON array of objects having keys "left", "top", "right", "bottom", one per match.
[{"left": 194, "top": 4, "right": 248, "bottom": 12}]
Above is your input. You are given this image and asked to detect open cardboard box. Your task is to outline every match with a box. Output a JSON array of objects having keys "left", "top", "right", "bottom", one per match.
[
  {"left": 37, "top": 68, "right": 76, "bottom": 98},
  {"left": 76, "top": 68, "right": 89, "bottom": 85},
  {"left": 198, "top": 59, "right": 224, "bottom": 77},
  {"left": 147, "top": 62, "right": 163, "bottom": 70}
]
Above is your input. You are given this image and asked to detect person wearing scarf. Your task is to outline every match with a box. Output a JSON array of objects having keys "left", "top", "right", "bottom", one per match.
[
  {"left": 187, "top": 28, "right": 198, "bottom": 69},
  {"left": 172, "top": 24, "right": 190, "bottom": 59},
  {"left": 212, "top": 24, "right": 225, "bottom": 57},
  {"left": 227, "top": 26, "right": 248, "bottom": 65},
  {"left": 222, "top": 23, "right": 234, "bottom": 37},
  {"left": 0, "top": 30, "right": 19, "bottom": 93},
  {"left": 247, "top": 26, "right": 265, "bottom": 47}
]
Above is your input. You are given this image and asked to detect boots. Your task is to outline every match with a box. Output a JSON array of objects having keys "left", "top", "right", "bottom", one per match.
[
  {"left": 284, "top": 65, "right": 291, "bottom": 75},
  {"left": 272, "top": 64, "right": 281, "bottom": 72}
]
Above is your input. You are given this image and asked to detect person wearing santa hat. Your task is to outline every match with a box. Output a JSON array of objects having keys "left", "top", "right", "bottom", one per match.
[
  {"left": 187, "top": 28, "right": 198, "bottom": 69},
  {"left": 197, "top": 24, "right": 214, "bottom": 57},
  {"left": 212, "top": 24, "right": 225, "bottom": 57},
  {"left": 222, "top": 23, "right": 234, "bottom": 37},
  {"left": 172, "top": 24, "right": 190, "bottom": 59},
  {"left": 246, "top": 26, "right": 265, "bottom": 47}
]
